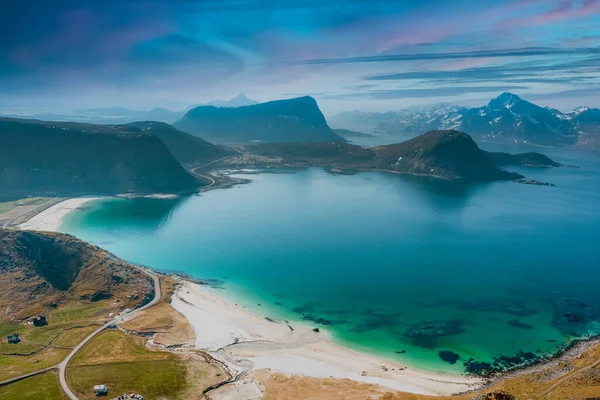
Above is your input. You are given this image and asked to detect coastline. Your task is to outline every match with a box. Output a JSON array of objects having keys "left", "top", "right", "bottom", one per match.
[
  {"left": 16, "top": 196, "right": 481, "bottom": 396},
  {"left": 18, "top": 197, "right": 103, "bottom": 232},
  {"left": 171, "top": 279, "right": 481, "bottom": 396},
  {"left": 15, "top": 194, "right": 600, "bottom": 397}
]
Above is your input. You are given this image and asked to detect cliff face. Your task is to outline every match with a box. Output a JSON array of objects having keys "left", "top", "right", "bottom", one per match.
[
  {"left": 174, "top": 96, "right": 346, "bottom": 143},
  {"left": 0, "top": 118, "right": 200, "bottom": 196},
  {"left": 372, "top": 130, "right": 523, "bottom": 182},
  {"left": 0, "top": 230, "right": 153, "bottom": 321}
]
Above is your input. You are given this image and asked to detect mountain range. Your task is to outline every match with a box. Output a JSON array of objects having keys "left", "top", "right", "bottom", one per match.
[
  {"left": 0, "top": 94, "right": 259, "bottom": 125},
  {"left": 328, "top": 93, "right": 600, "bottom": 148},
  {"left": 174, "top": 96, "right": 345, "bottom": 143}
]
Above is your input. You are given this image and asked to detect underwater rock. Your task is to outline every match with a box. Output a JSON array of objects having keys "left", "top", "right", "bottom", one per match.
[
  {"left": 439, "top": 350, "right": 461, "bottom": 364},
  {"left": 404, "top": 319, "right": 467, "bottom": 348}
]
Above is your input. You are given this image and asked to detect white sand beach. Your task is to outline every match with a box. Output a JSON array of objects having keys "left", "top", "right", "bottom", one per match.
[
  {"left": 19, "top": 197, "right": 102, "bottom": 232},
  {"left": 172, "top": 281, "right": 482, "bottom": 396}
]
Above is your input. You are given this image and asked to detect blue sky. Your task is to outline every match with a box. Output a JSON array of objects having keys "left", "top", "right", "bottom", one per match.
[{"left": 1, "top": 0, "right": 600, "bottom": 114}]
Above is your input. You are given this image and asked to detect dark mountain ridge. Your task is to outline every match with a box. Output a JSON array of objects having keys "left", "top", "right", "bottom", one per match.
[
  {"left": 371, "top": 130, "right": 522, "bottom": 182},
  {"left": 0, "top": 117, "right": 200, "bottom": 196},
  {"left": 174, "top": 96, "right": 346, "bottom": 143}
]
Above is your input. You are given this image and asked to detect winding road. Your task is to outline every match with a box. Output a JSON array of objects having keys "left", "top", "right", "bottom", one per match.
[
  {"left": 189, "top": 147, "right": 243, "bottom": 189},
  {"left": 57, "top": 268, "right": 161, "bottom": 400}
]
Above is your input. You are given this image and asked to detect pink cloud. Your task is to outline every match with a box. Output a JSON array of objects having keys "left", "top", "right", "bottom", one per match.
[{"left": 521, "top": 0, "right": 600, "bottom": 26}]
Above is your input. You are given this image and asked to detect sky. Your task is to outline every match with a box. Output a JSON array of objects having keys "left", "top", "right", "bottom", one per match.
[{"left": 1, "top": 0, "right": 600, "bottom": 115}]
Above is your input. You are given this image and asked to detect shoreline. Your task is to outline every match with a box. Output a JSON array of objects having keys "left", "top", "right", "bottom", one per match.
[
  {"left": 170, "top": 279, "right": 481, "bottom": 396},
  {"left": 18, "top": 197, "right": 103, "bottom": 232},
  {"left": 15, "top": 194, "right": 600, "bottom": 397}
]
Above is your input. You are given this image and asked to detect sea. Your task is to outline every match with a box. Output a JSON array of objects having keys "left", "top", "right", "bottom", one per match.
[{"left": 60, "top": 141, "right": 600, "bottom": 375}]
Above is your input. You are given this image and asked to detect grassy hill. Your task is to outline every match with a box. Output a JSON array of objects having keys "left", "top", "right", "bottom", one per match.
[
  {"left": 0, "top": 117, "right": 200, "bottom": 196},
  {"left": 0, "top": 230, "right": 154, "bottom": 380},
  {"left": 0, "top": 229, "right": 153, "bottom": 321}
]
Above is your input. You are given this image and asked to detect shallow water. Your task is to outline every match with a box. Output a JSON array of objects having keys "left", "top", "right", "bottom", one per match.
[{"left": 61, "top": 146, "right": 600, "bottom": 374}]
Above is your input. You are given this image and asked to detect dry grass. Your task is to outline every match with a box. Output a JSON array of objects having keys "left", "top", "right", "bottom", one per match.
[
  {"left": 255, "top": 371, "right": 392, "bottom": 400},
  {"left": 120, "top": 302, "right": 195, "bottom": 347}
]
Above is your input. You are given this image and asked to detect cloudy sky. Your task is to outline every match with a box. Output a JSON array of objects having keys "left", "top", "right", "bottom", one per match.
[{"left": 2, "top": 0, "right": 600, "bottom": 115}]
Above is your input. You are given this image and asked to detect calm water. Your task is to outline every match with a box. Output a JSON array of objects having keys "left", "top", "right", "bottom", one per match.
[{"left": 61, "top": 146, "right": 600, "bottom": 375}]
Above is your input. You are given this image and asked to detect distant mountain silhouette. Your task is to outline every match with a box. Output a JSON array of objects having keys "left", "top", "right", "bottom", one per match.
[
  {"left": 205, "top": 93, "right": 258, "bottom": 108},
  {"left": 174, "top": 96, "right": 346, "bottom": 143}
]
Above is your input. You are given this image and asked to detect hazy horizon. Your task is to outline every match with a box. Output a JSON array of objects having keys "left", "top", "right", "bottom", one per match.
[{"left": 2, "top": 0, "right": 600, "bottom": 115}]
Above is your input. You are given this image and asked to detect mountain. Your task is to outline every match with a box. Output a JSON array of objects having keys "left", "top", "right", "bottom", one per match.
[
  {"left": 174, "top": 96, "right": 346, "bottom": 143},
  {"left": 237, "top": 130, "right": 556, "bottom": 183},
  {"left": 0, "top": 229, "right": 153, "bottom": 321},
  {"left": 371, "top": 130, "right": 522, "bottom": 182},
  {"left": 143, "top": 107, "right": 185, "bottom": 123},
  {"left": 126, "top": 121, "right": 234, "bottom": 165},
  {"left": 0, "top": 117, "right": 200, "bottom": 196},
  {"left": 335, "top": 94, "right": 600, "bottom": 148},
  {"left": 327, "top": 103, "right": 466, "bottom": 134},
  {"left": 568, "top": 106, "right": 600, "bottom": 148},
  {"left": 205, "top": 93, "right": 258, "bottom": 108},
  {"left": 455, "top": 93, "right": 578, "bottom": 146}
]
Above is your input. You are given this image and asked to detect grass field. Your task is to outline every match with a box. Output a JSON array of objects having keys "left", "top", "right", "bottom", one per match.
[
  {"left": 0, "top": 301, "right": 110, "bottom": 381},
  {"left": 0, "top": 372, "right": 65, "bottom": 400},
  {"left": 67, "top": 330, "right": 224, "bottom": 400}
]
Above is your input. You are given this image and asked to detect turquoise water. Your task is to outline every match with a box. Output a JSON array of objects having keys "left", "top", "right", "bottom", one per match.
[{"left": 61, "top": 146, "right": 600, "bottom": 375}]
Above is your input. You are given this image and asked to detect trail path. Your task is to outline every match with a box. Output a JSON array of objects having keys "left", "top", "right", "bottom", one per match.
[{"left": 529, "top": 355, "right": 600, "bottom": 399}]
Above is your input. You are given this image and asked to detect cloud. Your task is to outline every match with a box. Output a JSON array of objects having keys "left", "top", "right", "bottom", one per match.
[
  {"left": 290, "top": 47, "right": 600, "bottom": 65},
  {"left": 323, "top": 85, "right": 530, "bottom": 100},
  {"left": 361, "top": 57, "right": 600, "bottom": 85}
]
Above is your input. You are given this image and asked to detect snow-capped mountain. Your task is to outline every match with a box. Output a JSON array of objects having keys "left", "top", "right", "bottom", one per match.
[{"left": 330, "top": 93, "right": 599, "bottom": 147}]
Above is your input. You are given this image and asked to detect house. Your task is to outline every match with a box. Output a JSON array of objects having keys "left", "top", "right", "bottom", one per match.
[
  {"left": 31, "top": 316, "right": 47, "bottom": 326},
  {"left": 93, "top": 385, "right": 109, "bottom": 396},
  {"left": 7, "top": 333, "right": 20, "bottom": 344}
]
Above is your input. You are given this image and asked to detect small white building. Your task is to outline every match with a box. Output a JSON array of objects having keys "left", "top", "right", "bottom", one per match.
[{"left": 93, "top": 384, "right": 108, "bottom": 396}]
